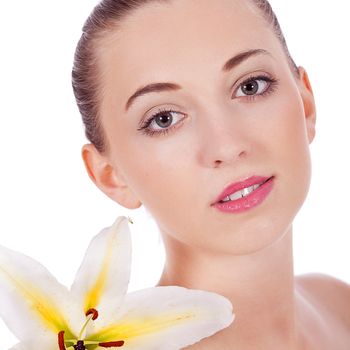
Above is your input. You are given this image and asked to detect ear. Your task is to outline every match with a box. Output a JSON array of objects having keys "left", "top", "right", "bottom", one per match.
[
  {"left": 81, "top": 143, "right": 142, "bottom": 209},
  {"left": 297, "top": 66, "right": 316, "bottom": 144}
]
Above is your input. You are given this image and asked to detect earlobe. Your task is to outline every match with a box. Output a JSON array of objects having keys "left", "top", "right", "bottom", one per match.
[
  {"left": 298, "top": 66, "right": 317, "bottom": 144},
  {"left": 81, "top": 144, "right": 142, "bottom": 209}
]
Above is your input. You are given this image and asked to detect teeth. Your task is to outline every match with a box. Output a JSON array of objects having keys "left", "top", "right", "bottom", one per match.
[{"left": 221, "top": 184, "right": 261, "bottom": 202}]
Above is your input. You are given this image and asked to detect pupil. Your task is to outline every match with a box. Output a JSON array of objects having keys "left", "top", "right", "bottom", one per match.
[
  {"left": 155, "top": 113, "right": 172, "bottom": 128},
  {"left": 242, "top": 80, "right": 258, "bottom": 95}
]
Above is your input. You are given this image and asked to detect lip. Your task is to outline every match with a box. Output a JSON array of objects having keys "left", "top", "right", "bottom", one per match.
[{"left": 211, "top": 175, "right": 275, "bottom": 214}]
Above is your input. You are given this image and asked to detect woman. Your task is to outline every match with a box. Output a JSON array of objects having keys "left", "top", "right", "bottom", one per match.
[{"left": 72, "top": 0, "right": 350, "bottom": 348}]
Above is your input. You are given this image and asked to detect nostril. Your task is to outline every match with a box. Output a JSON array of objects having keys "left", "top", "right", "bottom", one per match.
[
  {"left": 213, "top": 150, "right": 246, "bottom": 167},
  {"left": 238, "top": 150, "right": 247, "bottom": 158}
]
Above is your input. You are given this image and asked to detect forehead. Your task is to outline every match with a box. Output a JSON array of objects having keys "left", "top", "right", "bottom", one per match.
[{"left": 98, "top": 0, "right": 283, "bottom": 104}]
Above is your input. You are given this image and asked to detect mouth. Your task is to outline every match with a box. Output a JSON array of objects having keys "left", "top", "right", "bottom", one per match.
[{"left": 212, "top": 175, "right": 274, "bottom": 205}]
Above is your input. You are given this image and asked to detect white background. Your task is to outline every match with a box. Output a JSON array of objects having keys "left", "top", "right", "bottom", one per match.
[{"left": 0, "top": 0, "right": 349, "bottom": 346}]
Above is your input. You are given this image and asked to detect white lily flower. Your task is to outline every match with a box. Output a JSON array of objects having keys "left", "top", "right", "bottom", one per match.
[{"left": 0, "top": 217, "right": 234, "bottom": 350}]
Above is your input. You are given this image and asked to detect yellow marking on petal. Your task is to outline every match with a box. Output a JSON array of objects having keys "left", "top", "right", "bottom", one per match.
[
  {"left": 86, "top": 311, "right": 197, "bottom": 342},
  {"left": 83, "top": 228, "right": 118, "bottom": 312},
  {"left": 0, "top": 265, "right": 72, "bottom": 334}
]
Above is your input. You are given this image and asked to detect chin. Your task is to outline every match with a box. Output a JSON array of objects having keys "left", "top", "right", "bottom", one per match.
[{"left": 203, "top": 182, "right": 309, "bottom": 256}]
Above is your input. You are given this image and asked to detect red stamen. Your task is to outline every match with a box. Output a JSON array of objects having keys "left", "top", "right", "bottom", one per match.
[
  {"left": 58, "top": 331, "right": 66, "bottom": 350},
  {"left": 85, "top": 308, "right": 99, "bottom": 320},
  {"left": 99, "top": 340, "right": 125, "bottom": 347}
]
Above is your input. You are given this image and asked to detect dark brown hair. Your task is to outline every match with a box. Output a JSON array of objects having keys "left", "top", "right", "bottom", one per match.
[{"left": 72, "top": 0, "right": 299, "bottom": 154}]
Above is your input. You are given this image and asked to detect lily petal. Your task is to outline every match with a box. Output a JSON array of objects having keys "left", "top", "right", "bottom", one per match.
[
  {"left": 9, "top": 335, "right": 57, "bottom": 350},
  {"left": 71, "top": 216, "right": 131, "bottom": 327},
  {"left": 0, "top": 245, "right": 83, "bottom": 343},
  {"left": 87, "top": 286, "right": 234, "bottom": 349},
  {"left": 9, "top": 343, "right": 25, "bottom": 350}
]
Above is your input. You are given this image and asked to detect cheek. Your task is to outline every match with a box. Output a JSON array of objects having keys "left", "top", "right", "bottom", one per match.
[
  {"left": 264, "top": 87, "right": 312, "bottom": 214},
  {"left": 274, "top": 91, "right": 312, "bottom": 178},
  {"left": 123, "top": 148, "right": 196, "bottom": 243},
  {"left": 114, "top": 131, "right": 194, "bottom": 215}
]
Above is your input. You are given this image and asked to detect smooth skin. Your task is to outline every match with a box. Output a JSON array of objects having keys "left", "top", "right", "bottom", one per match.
[{"left": 81, "top": 0, "right": 350, "bottom": 348}]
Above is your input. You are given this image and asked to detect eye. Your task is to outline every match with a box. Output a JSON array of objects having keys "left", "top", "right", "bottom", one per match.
[
  {"left": 138, "top": 109, "right": 187, "bottom": 137},
  {"left": 234, "top": 75, "right": 277, "bottom": 99}
]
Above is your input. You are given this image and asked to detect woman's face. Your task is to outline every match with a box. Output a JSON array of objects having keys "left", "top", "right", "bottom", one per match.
[{"left": 93, "top": 0, "right": 315, "bottom": 255}]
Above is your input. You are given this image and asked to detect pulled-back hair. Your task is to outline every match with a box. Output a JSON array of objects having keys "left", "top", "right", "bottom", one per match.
[{"left": 72, "top": 0, "right": 299, "bottom": 154}]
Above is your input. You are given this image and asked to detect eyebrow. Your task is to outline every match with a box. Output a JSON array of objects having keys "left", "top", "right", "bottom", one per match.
[
  {"left": 125, "top": 48, "right": 270, "bottom": 111},
  {"left": 222, "top": 48, "right": 269, "bottom": 72}
]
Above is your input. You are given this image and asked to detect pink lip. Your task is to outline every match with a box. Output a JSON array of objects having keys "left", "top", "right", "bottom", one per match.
[{"left": 211, "top": 176, "right": 275, "bottom": 214}]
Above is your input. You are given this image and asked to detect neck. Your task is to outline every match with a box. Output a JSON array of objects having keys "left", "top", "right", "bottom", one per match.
[{"left": 157, "top": 226, "right": 304, "bottom": 349}]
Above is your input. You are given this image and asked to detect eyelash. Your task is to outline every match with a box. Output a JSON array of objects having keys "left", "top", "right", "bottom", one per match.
[{"left": 137, "top": 74, "right": 279, "bottom": 137}]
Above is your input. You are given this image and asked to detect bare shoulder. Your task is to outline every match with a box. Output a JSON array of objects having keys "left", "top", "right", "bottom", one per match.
[
  {"left": 296, "top": 273, "right": 350, "bottom": 327},
  {"left": 296, "top": 272, "right": 350, "bottom": 295}
]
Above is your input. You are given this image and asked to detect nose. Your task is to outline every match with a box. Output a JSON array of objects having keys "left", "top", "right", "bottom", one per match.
[{"left": 196, "top": 108, "right": 251, "bottom": 168}]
